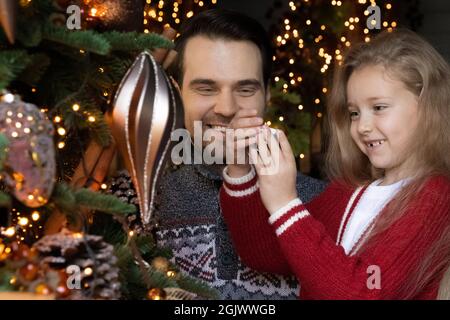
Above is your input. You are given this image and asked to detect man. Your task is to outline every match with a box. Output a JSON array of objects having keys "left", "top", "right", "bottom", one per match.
[{"left": 152, "top": 9, "right": 327, "bottom": 299}]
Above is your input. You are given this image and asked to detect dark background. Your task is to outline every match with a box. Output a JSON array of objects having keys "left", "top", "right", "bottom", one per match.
[{"left": 217, "top": 0, "right": 450, "bottom": 62}]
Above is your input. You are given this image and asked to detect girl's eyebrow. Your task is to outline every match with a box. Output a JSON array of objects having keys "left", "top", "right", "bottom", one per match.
[
  {"left": 366, "top": 96, "right": 390, "bottom": 101},
  {"left": 347, "top": 96, "right": 391, "bottom": 107}
]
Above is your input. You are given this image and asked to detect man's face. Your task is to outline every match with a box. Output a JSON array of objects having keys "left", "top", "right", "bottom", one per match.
[{"left": 180, "top": 36, "right": 268, "bottom": 146}]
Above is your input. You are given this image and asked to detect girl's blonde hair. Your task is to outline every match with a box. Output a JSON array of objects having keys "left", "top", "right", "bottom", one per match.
[{"left": 325, "top": 29, "right": 450, "bottom": 299}]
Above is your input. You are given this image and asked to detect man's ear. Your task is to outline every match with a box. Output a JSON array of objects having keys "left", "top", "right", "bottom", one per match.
[{"left": 170, "top": 77, "right": 182, "bottom": 95}]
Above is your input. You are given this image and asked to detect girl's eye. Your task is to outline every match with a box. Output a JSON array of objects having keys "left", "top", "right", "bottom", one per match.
[
  {"left": 349, "top": 111, "right": 359, "bottom": 120},
  {"left": 374, "top": 105, "right": 387, "bottom": 111}
]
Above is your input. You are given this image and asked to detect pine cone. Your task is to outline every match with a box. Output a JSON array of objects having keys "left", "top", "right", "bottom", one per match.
[
  {"left": 33, "top": 229, "right": 121, "bottom": 300},
  {"left": 106, "top": 170, "right": 160, "bottom": 235}
]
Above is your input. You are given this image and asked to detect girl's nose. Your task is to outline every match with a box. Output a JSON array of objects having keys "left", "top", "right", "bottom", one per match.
[{"left": 357, "top": 114, "right": 373, "bottom": 135}]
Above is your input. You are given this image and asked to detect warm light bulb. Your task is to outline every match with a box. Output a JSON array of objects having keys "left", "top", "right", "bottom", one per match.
[
  {"left": 18, "top": 217, "right": 29, "bottom": 226},
  {"left": 57, "top": 127, "right": 66, "bottom": 136},
  {"left": 3, "top": 227, "right": 15, "bottom": 237},
  {"left": 31, "top": 211, "right": 40, "bottom": 221}
]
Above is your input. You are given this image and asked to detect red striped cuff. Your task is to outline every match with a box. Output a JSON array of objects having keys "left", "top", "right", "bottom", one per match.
[
  {"left": 222, "top": 166, "right": 258, "bottom": 191},
  {"left": 268, "top": 198, "right": 310, "bottom": 236}
]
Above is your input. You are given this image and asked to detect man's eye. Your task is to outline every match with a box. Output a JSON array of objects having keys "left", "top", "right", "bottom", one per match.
[
  {"left": 196, "top": 87, "right": 216, "bottom": 95},
  {"left": 237, "top": 87, "right": 256, "bottom": 96}
]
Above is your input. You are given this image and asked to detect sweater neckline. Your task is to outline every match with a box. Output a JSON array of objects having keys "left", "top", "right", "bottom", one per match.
[{"left": 337, "top": 182, "right": 397, "bottom": 256}]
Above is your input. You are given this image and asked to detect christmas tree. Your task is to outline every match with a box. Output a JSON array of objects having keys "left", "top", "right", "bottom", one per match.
[
  {"left": 0, "top": 0, "right": 218, "bottom": 300},
  {"left": 264, "top": 0, "right": 419, "bottom": 175}
]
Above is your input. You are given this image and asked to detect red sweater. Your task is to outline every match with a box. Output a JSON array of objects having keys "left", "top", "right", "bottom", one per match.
[{"left": 220, "top": 172, "right": 450, "bottom": 300}]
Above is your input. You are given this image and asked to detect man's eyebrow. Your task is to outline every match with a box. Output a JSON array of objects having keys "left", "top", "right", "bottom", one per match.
[
  {"left": 236, "top": 79, "right": 262, "bottom": 88},
  {"left": 189, "top": 79, "right": 216, "bottom": 87}
]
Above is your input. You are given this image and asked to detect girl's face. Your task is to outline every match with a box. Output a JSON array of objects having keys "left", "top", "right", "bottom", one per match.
[{"left": 346, "top": 64, "right": 420, "bottom": 183}]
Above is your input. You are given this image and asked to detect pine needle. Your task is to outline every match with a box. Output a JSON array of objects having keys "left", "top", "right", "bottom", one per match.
[{"left": 43, "top": 23, "right": 111, "bottom": 55}]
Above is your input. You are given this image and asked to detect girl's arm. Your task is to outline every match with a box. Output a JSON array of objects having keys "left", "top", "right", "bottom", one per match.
[
  {"left": 221, "top": 170, "right": 450, "bottom": 299},
  {"left": 220, "top": 166, "right": 340, "bottom": 275}
]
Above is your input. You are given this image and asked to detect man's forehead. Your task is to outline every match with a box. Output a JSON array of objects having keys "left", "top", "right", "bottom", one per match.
[{"left": 182, "top": 36, "right": 264, "bottom": 84}]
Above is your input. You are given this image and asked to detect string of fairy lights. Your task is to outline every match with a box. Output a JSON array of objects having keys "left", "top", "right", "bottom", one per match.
[
  {"left": 272, "top": 0, "right": 398, "bottom": 123},
  {"left": 143, "top": 0, "right": 218, "bottom": 34},
  {"left": 2, "top": 1, "right": 402, "bottom": 243},
  {"left": 1, "top": 1, "right": 219, "bottom": 246}
]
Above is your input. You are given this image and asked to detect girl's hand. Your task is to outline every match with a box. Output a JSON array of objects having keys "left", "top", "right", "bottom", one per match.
[{"left": 250, "top": 127, "right": 298, "bottom": 214}]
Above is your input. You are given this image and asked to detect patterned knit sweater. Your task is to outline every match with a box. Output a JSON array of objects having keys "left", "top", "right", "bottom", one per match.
[
  {"left": 155, "top": 164, "right": 326, "bottom": 299},
  {"left": 220, "top": 169, "right": 450, "bottom": 299}
]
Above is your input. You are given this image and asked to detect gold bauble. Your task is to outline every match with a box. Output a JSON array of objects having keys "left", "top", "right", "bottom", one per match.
[
  {"left": 151, "top": 256, "right": 169, "bottom": 273},
  {"left": 147, "top": 288, "right": 167, "bottom": 300}
]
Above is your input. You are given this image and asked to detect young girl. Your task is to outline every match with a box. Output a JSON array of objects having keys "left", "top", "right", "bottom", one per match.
[{"left": 220, "top": 29, "right": 450, "bottom": 299}]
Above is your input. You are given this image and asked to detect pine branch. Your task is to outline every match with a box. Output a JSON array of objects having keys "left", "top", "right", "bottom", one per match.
[
  {"left": 84, "top": 108, "right": 113, "bottom": 147},
  {"left": 100, "top": 56, "right": 134, "bottom": 83},
  {"left": 0, "top": 191, "right": 11, "bottom": 208},
  {"left": 17, "top": 19, "right": 43, "bottom": 47},
  {"left": 0, "top": 133, "right": 9, "bottom": 171},
  {"left": 51, "top": 182, "right": 136, "bottom": 216},
  {"left": 0, "top": 268, "right": 15, "bottom": 292},
  {"left": 176, "top": 273, "right": 220, "bottom": 300},
  {"left": 270, "top": 79, "right": 301, "bottom": 104},
  {"left": 17, "top": 53, "right": 51, "bottom": 86},
  {"left": 73, "top": 188, "right": 137, "bottom": 215},
  {"left": 51, "top": 182, "right": 77, "bottom": 213},
  {"left": 134, "top": 235, "right": 157, "bottom": 256},
  {"left": 102, "top": 31, "right": 173, "bottom": 52},
  {"left": 146, "top": 267, "right": 178, "bottom": 288},
  {"left": 43, "top": 24, "right": 111, "bottom": 55},
  {"left": 0, "top": 51, "right": 32, "bottom": 90},
  {"left": 23, "top": 0, "right": 54, "bottom": 18}
]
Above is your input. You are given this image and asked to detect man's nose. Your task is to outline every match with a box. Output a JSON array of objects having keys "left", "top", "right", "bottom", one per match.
[{"left": 213, "top": 91, "right": 238, "bottom": 118}]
